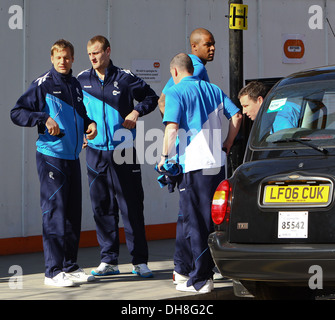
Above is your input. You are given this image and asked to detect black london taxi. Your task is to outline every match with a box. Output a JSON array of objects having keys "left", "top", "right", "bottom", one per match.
[{"left": 208, "top": 65, "right": 335, "bottom": 299}]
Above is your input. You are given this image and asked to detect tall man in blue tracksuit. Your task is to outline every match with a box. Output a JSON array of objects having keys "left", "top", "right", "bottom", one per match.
[
  {"left": 157, "top": 28, "right": 221, "bottom": 283},
  {"left": 11, "top": 39, "right": 97, "bottom": 287},
  {"left": 157, "top": 53, "right": 242, "bottom": 293},
  {"left": 158, "top": 28, "right": 215, "bottom": 116},
  {"left": 77, "top": 35, "right": 158, "bottom": 278}
]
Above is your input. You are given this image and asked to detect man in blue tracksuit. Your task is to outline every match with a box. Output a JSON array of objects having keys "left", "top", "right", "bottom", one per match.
[
  {"left": 77, "top": 35, "right": 158, "bottom": 278},
  {"left": 157, "top": 53, "right": 242, "bottom": 293},
  {"left": 11, "top": 39, "right": 97, "bottom": 287}
]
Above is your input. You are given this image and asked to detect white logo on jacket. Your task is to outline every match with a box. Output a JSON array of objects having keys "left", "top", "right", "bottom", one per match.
[
  {"left": 76, "top": 87, "right": 83, "bottom": 102},
  {"left": 35, "top": 72, "right": 50, "bottom": 86}
]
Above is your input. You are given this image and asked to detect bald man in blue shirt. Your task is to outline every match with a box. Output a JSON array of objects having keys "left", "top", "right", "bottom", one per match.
[{"left": 158, "top": 53, "right": 242, "bottom": 293}]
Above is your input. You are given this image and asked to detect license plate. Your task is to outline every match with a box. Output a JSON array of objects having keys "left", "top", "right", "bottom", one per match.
[
  {"left": 264, "top": 185, "right": 330, "bottom": 205},
  {"left": 278, "top": 211, "right": 308, "bottom": 238}
]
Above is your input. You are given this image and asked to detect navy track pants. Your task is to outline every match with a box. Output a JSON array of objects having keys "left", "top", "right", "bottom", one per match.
[
  {"left": 174, "top": 166, "right": 226, "bottom": 290},
  {"left": 36, "top": 152, "right": 82, "bottom": 278},
  {"left": 86, "top": 146, "right": 148, "bottom": 265}
]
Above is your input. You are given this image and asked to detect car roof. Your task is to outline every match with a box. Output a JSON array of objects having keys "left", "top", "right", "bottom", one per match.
[{"left": 276, "top": 65, "right": 335, "bottom": 89}]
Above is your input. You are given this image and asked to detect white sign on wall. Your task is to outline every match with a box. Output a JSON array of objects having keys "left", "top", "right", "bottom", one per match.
[{"left": 132, "top": 60, "right": 161, "bottom": 82}]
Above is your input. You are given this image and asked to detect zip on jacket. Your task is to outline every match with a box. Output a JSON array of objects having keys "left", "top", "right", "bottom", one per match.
[{"left": 77, "top": 60, "right": 158, "bottom": 151}]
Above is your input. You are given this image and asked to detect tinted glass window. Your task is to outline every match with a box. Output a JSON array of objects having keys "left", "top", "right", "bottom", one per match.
[{"left": 251, "top": 80, "right": 335, "bottom": 149}]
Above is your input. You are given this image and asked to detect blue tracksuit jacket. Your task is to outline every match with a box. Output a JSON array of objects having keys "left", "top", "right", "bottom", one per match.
[
  {"left": 77, "top": 60, "right": 158, "bottom": 151},
  {"left": 11, "top": 67, "right": 94, "bottom": 160}
]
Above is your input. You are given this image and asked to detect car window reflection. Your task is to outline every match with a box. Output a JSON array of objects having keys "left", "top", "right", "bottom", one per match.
[{"left": 252, "top": 80, "right": 335, "bottom": 147}]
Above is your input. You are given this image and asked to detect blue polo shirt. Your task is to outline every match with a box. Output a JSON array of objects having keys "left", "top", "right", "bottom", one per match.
[
  {"left": 272, "top": 101, "right": 301, "bottom": 132},
  {"left": 163, "top": 76, "right": 239, "bottom": 173}
]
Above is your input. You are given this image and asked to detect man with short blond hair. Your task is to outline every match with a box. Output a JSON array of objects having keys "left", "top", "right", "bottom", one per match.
[
  {"left": 11, "top": 39, "right": 97, "bottom": 287},
  {"left": 50, "top": 39, "right": 74, "bottom": 57}
]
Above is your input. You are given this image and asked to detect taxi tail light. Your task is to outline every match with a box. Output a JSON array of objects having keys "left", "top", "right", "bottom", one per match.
[{"left": 211, "top": 180, "right": 231, "bottom": 225}]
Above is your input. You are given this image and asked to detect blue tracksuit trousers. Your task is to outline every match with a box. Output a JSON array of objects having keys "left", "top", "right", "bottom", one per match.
[
  {"left": 174, "top": 166, "right": 226, "bottom": 290},
  {"left": 36, "top": 152, "right": 82, "bottom": 278},
  {"left": 86, "top": 146, "right": 148, "bottom": 265}
]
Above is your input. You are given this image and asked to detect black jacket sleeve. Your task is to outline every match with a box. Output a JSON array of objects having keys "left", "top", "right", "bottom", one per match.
[
  {"left": 130, "top": 77, "right": 159, "bottom": 117},
  {"left": 10, "top": 82, "right": 49, "bottom": 129}
]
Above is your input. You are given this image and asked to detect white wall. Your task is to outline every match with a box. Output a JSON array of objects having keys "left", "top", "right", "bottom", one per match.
[
  {"left": 244, "top": 0, "right": 335, "bottom": 79},
  {"left": 1, "top": 0, "right": 333, "bottom": 239}
]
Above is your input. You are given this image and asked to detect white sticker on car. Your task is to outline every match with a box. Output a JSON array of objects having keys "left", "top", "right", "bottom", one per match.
[
  {"left": 267, "top": 98, "right": 288, "bottom": 113},
  {"left": 278, "top": 211, "right": 308, "bottom": 238}
]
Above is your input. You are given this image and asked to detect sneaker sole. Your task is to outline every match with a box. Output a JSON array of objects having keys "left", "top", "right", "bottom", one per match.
[
  {"left": 132, "top": 270, "right": 153, "bottom": 278},
  {"left": 91, "top": 270, "right": 120, "bottom": 276},
  {"left": 176, "top": 284, "right": 212, "bottom": 293},
  {"left": 68, "top": 276, "right": 96, "bottom": 283},
  {"left": 44, "top": 279, "right": 76, "bottom": 287}
]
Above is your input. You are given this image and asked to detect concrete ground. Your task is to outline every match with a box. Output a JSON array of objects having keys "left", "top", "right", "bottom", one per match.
[{"left": 0, "top": 239, "right": 237, "bottom": 300}]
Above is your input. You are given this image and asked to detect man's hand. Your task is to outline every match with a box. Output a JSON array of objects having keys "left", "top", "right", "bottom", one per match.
[
  {"left": 45, "top": 117, "right": 60, "bottom": 136},
  {"left": 86, "top": 122, "right": 97, "bottom": 140},
  {"left": 157, "top": 156, "right": 167, "bottom": 172},
  {"left": 122, "top": 110, "right": 139, "bottom": 129}
]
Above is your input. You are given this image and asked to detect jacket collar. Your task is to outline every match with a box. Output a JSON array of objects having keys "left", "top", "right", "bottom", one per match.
[
  {"left": 50, "top": 66, "right": 73, "bottom": 84},
  {"left": 91, "top": 60, "right": 117, "bottom": 81}
]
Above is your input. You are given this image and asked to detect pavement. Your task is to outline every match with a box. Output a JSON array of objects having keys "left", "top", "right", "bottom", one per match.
[{"left": 0, "top": 239, "right": 240, "bottom": 301}]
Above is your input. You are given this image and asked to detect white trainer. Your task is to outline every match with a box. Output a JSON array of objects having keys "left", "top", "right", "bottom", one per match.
[
  {"left": 173, "top": 271, "right": 190, "bottom": 285},
  {"left": 44, "top": 272, "right": 76, "bottom": 287},
  {"left": 176, "top": 279, "right": 214, "bottom": 293},
  {"left": 132, "top": 263, "right": 153, "bottom": 278},
  {"left": 66, "top": 268, "right": 96, "bottom": 283},
  {"left": 91, "top": 263, "right": 120, "bottom": 276}
]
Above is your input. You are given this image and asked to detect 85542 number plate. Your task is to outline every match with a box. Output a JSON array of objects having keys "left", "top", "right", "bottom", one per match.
[{"left": 278, "top": 211, "right": 308, "bottom": 238}]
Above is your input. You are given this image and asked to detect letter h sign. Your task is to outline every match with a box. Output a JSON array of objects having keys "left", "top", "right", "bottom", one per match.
[{"left": 229, "top": 3, "right": 248, "bottom": 30}]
